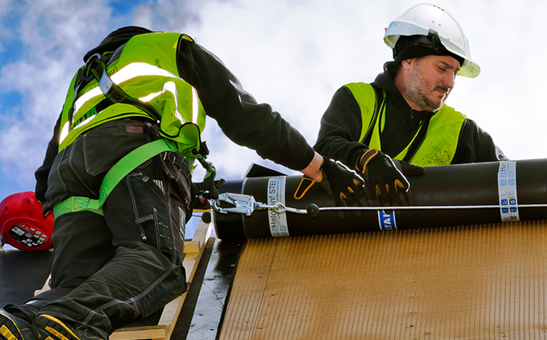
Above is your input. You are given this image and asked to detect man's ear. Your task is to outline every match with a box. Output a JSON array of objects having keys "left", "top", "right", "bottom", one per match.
[{"left": 400, "top": 58, "right": 414, "bottom": 70}]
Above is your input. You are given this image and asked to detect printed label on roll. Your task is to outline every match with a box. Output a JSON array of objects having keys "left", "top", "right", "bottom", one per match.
[
  {"left": 498, "top": 161, "right": 520, "bottom": 222},
  {"left": 267, "top": 177, "right": 290, "bottom": 237},
  {"left": 378, "top": 210, "right": 397, "bottom": 231}
]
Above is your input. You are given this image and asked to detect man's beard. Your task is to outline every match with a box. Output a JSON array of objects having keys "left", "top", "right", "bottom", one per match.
[{"left": 406, "top": 64, "right": 447, "bottom": 112}]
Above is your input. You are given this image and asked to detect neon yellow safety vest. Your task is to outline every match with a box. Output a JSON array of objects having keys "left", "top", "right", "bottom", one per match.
[
  {"left": 58, "top": 32, "right": 206, "bottom": 159},
  {"left": 53, "top": 32, "right": 206, "bottom": 217},
  {"left": 345, "top": 82, "right": 466, "bottom": 167}
]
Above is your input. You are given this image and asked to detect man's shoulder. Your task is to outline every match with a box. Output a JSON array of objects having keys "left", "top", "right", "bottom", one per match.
[
  {"left": 438, "top": 104, "right": 467, "bottom": 119},
  {"left": 343, "top": 81, "right": 371, "bottom": 87},
  {"left": 342, "top": 82, "right": 375, "bottom": 92},
  {"left": 341, "top": 82, "right": 377, "bottom": 108}
]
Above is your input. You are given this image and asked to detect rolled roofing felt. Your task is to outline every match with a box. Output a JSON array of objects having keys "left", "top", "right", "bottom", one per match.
[{"left": 213, "top": 159, "right": 547, "bottom": 239}]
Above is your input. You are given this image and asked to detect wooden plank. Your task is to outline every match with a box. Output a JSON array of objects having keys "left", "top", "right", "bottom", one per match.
[
  {"left": 181, "top": 241, "right": 200, "bottom": 254},
  {"left": 109, "top": 325, "right": 168, "bottom": 340},
  {"left": 156, "top": 220, "right": 213, "bottom": 340}
]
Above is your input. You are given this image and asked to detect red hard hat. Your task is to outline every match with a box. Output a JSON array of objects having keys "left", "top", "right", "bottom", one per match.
[{"left": 0, "top": 191, "right": 54, "bottom": 251}]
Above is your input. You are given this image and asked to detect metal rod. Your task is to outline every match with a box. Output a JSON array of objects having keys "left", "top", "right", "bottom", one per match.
[
  {"left": 213, "top": 193, "right": 547, "bottom": 216},
  {"left": 313, "top": 203, "right": 547, "bottom": 212}
]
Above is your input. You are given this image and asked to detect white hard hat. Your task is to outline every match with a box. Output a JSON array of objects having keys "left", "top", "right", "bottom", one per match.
[{"left": 384, "top": 3, "right": 480, "bottom": 78}]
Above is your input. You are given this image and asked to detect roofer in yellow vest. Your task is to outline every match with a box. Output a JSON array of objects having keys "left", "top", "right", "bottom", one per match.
[
  {"left": 0, "top": 27, "right": 369, "bottom": 340},
  {"left": 314, "top": 4, "right": 507, "bottom": 207}
]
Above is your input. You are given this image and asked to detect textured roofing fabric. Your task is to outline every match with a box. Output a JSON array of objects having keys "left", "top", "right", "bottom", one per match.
[{"left": 219, "top": 221, "right": 547, "bottom": 340}]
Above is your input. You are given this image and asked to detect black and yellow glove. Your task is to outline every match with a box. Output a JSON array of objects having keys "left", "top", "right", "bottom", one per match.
[
  {"left": 321, "top": 158, "right": 369, "bottom": 208},
  {"left": 356, "top": 148, "right": 424, "bottom": 206},
  {"left": 295, "top": 158, "right": 368, "bottom": 218}
]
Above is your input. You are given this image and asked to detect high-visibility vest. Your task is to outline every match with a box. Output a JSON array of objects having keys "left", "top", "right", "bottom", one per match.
[
  {"left": 53, "top": 32, "right": 206, "bottom": 217},
  {"left": 58, "top": 32, "right": 206, "bottom": 160},
  {"left": 345, "top": 82, "right": 466, "bottom": 166}
]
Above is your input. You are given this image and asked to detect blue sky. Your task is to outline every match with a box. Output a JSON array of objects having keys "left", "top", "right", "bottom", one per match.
[{"left": 1, "top": 0, "right": 546, "bottom": 235}]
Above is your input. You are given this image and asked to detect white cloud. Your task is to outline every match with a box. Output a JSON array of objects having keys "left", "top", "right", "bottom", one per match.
[
  {"left": 176, "top": 0, "right": 396, "bottom": 178},
  {"left": 185, "top": 0, "right": 547, "bottom": 172},
  {"left": 0, "top": 0, "right": 17, "bottom": 53},
  {"left": 0, "top": 0, "right": 114, "bottom": 193},
  {"left": 2, "top": 0, "right": 547, "bottom": 200},
  {"left": 434, "top": 0, "right": 547, "bottom": 160},
  {"left": 131, "top": 0, "right": 203, "bottom": 32}
]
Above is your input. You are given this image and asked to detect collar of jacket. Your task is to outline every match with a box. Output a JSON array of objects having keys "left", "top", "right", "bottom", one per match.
[{"left": 83, "top": 26, "right": 153, "bottom": 62}]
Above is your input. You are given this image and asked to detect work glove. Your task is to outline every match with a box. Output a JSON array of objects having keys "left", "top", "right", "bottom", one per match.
[
  {"left": 320, "top": 158, "right": 369, "bottom": 208},
  {"left": 295, "top": 157, "right": 368, "bottom": 218},
  {"left": 191, "top": 174, "right": 225, "bottom": 211},
  {"left": 356, "top": 148, "right": 424, "bottom": 206},
  {"left": 190, "top": 156, "right": 226, "bottom": 211}
]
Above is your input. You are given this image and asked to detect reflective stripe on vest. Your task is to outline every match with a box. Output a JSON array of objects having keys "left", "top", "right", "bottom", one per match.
[
  {"left": 58, "top": 32, "right": 206, "bottom": 160},
  {"left": 345, "top": 82, "right": 466, "bottom": 166}
]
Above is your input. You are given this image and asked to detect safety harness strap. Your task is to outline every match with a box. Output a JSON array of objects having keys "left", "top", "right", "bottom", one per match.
[
  {"left": 69, "top": 53, "right": 162, "bottom": 131},
  {"left": 53, "top": 138, "right": 176, "bottom": 217}
]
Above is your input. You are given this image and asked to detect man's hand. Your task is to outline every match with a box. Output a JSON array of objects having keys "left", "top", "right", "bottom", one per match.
[
  {"left": 191, "top": 175, "right": 225, "bottom": 211},
  {"left": 294, "top": 157, "right": 369, "bottom": 218},
  {"left": 356, "top": 148, "right": 424, "bottom": 206},
  {"left": 319, "top": 158, "right": 369, "bottom": 209}
]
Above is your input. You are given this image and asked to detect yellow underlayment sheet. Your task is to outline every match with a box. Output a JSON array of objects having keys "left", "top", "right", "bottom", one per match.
[{"left": 218, "top": 221, "right": 547, "bottom": 340}]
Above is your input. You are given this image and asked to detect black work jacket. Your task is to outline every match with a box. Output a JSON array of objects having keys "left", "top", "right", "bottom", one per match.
[{"left": 314, "top": 61, "right": 507, "bottom": 168}]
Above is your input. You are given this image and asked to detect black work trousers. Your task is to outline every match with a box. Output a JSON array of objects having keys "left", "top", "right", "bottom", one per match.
[{"left": 7, "top": 119, "right": 191, "bottom": 338}]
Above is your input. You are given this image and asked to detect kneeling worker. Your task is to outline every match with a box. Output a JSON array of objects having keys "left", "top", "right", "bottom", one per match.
[{"left": 0, "top": 27, "right": 367, "bottom": 340}]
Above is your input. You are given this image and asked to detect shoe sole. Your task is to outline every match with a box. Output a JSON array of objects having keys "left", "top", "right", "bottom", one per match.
[
  {"left": 33, "top": 315, "right": 79, "bottom": 340},
  {"left": 0, "top": 311, "right": 30, "bottom": 340}
]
